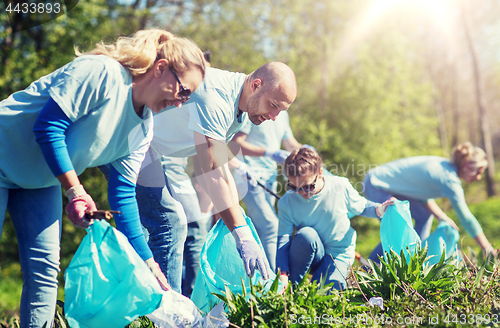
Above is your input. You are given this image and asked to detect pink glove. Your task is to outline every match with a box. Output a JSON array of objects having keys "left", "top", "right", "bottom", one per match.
[
  {"left": 145, "top": 258, "right": 172, "bottom": 291},
  {"left": 65, "top": 185, "right": 97, "bottom": 228}
]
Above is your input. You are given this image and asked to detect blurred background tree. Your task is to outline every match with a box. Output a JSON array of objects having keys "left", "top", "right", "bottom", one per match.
[{"left": 2, "top": 0, "right": 500, "bottom": 315}]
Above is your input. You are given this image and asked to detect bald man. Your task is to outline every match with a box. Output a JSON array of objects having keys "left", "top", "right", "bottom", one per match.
[{"left": 135, "top": 62, "right": 297, "bottom": 293}]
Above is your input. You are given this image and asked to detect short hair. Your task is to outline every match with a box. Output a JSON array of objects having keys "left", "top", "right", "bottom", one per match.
[
  {"left": 284, "top": 148, "right": 322, "bottom": 178},
  {"left": 251, "top": 62, "right": 296, "bottom": 93}
]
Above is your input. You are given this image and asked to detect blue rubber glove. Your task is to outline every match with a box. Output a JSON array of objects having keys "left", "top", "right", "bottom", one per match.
[
  {"left": 302, "top": 144, "right": 316, "bottom": 152},
  {"left": 264, "top": 149, "right": 291, "bottom": 164},
  {"left": 231, "top": 225, "right": 270, "bottom": 279}
]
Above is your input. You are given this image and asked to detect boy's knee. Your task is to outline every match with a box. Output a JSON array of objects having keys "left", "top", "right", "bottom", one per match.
[{"left": 295, "top": 227, "right": 319, "bottom": 243}]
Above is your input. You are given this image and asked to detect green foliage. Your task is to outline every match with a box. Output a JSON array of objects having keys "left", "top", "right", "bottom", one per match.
[
  {"left": 0, "top": 264, "right": 22, "bottom": 318},
  {"left": 355, "top": 245, "right": 459, "bottom": 303},
  {"left": 354, "top": 247, "right": 500, "bottom": 327},
  {"left": 1, "top": 253, "right": 500, "bottom": 327},
  {"left": 0, "top": 0, "right": 148, "bottom": 100},
  {"left": 157, "top": 0, "right": 270, "bottom": 73},
  {"left": 125, "top": 315, "right": 156, "bottom": 328},
  {"left": 289, "top": 28, "right": 443, "bottom": 185},
  {"left": 214, "top": 274, "right": 369, "bottom": 327}
]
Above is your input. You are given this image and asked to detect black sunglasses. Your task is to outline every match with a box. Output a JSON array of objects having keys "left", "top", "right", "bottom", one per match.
[
  {"left": 287, "top": 174, "right": 319, "bottom": 193},
  {"left": 171, "top": 70, "right": 192, "bottom": 103}
]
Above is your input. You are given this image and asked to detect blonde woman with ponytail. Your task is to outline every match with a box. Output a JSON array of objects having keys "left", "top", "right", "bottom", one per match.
[
  {"left": 0, "top": 29, "right": 205, "bottom": 328},
  {"left": 363, "top": 142, "right": 495, "bottom": 263}
]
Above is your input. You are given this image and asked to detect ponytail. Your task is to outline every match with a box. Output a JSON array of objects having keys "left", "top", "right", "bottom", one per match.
[{"left": 76, "top": 28, "right": 205, "bottom": 77}]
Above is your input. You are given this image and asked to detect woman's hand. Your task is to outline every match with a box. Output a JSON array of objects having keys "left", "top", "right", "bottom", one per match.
[
  {"left": 376, "top": 197, "right": 397, "bottom": 218},
  {"left": 145, "top": 258, "right": 172, "bottom": 291},
  {"left": 484, "top": 245, "right": 498, "bottom": 257},
  {"left": 436, "top": 214, "right": 460, "bottom": 231},
  {"left": 65, "top": 184, "right": 97, "bottom": 228}
]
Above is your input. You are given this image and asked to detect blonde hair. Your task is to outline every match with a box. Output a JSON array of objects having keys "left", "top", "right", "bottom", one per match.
[
  {"left": 284, "top": 148, "right": 322, "bottom": 178},
  {"left": 451, "top": 142, "right": 488, "bottom": 170},
  {"left": 76, "top": 29, "right": 205, "bottom": 77}
]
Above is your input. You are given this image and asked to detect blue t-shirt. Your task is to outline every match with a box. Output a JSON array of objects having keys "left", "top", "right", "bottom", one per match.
[
  {"left": 238, "top": 111, "right": 293, "bottom": 180},
  {"left": 277, "top": 174, "right": 367, "bottom": 258},
  {"left": 0, "top": 55, "right": 153, "bottom": 189},
  {"left": 151, "top": 67, "right": 248, "bottom": 158},
  {"left": 368, "top": 156, "right": 483, "bottom": 237}
]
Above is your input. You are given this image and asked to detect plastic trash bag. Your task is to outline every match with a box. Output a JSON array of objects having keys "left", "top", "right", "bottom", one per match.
[
  {"left": 147, "top": 290, "right": 229, "bottom": 328},
  {"left": 64, "top": 220, "right": 163, "bottom": 328},
  {"left": 191, "top": 212, "right": 278, "bottom": 313},
  {"left": 361, "top": 297, "right": 384, "bottom": 310},
  {"left": 380, "top": 200, "right": 421, "bottom": 261},
  {"left": 422, "top": 221, "right": 460, "bottom": 266}
]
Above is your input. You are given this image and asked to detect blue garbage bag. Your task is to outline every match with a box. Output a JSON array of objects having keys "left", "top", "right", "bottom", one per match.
[
  {"left": 191, "top": 213, "right": 278, "bottom": 313},
  {"left": 64, "top": 220, "right": 163, "bottom": 328},
  {"left": 380, "top": 200, "right": 421, "bottom": 261},
  {"left": 422, "top": 221, "right": 460, "bottom": 266}
]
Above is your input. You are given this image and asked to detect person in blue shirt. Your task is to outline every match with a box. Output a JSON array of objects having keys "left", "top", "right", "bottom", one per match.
[
  {"left": 136, "top": 62, "right": 298, "bottom": 291},
  {"left": 0, "top": 28, "right": 206, "bottom": 328},
  {"left": 231, "top": 111, "right": 302, "bottom": 271},
  {"left": 276, "top": 148, "right": 394, "bottom": 290},
  {"left": 363, "top": 142, "right": 496, "bottom": 262}
]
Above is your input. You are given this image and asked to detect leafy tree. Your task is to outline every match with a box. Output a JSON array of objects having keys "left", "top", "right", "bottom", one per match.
[{"left": 0, "top": 0, "right": 149, "bottom": 99}]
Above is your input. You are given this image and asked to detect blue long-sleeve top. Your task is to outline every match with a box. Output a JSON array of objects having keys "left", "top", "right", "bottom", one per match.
[
  {"left": 367, "top": 156, "right": 483, "bottom": 238},
  {"left": 33, "top": 98, "right": 152, "bottom": 260}
]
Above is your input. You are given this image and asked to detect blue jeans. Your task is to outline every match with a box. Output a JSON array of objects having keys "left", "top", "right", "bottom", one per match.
[
  {"left": 135, "top": 177, "right": 187, "bottom": 293},
  {"left": 289, "top": 227, "right": 354, "bottom": 290},
  {"left": 1, "top": 185, "right": 62, "bottom": 328},
  {"left": 176, "top": 193, "right": 211, "bottom": 298},
  {"left": 239, "top": 177, "right": 279, "bottom": 271},
  {"left": 363, "top": 173, "right": 433, "bottom": 262}
]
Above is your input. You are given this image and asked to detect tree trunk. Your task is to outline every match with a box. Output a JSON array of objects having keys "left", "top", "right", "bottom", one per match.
[
  {"left": 451, "top": 65, "right": 459, "bottom": 148},
  {"left": 461, "top": 0, "right": 496, "bottom": 196},
  {"left": 435, "top": 99, "right": 449, "bottom": 157}
]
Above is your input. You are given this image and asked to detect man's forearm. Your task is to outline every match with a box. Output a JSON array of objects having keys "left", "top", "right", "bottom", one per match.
[{"left": 200, "top": 166, "right": 246, "bottom": 230}]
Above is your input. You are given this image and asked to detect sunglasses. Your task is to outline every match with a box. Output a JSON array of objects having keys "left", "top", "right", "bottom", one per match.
[
  {"left": 171, "top": 70, "right": 192, "bottom": 103},
  {"left": 287, "top": 174, "right": 319, "bottom": 193}
]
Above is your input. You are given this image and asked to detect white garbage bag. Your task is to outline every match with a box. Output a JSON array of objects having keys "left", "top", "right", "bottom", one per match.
[{"left": 147, "top": 290, "right": 229, "bottom": 328}]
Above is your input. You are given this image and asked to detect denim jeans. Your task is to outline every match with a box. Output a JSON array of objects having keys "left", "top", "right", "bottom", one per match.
[
  {"left": 239, "top": 177, "right": 279, "bottom": 271},
  {"left": 363, "top": 173, "right": 433, "bottom": 262},
  {"left": 175, "top": 193, "right": 211, "bottom": 298},
  {"left": 288, "top": 227, "right": 354, "bottom": 290},
  {"left": 135, "top": 177, "right": 187, "bottom": 293},
  {"left": 1, "top": 185, "right": 62, "bottom": 328}
]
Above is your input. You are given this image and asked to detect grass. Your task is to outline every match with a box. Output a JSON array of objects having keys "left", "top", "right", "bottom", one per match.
[{"left": 0, "top": 264, "right": 22, "bottom": 318}]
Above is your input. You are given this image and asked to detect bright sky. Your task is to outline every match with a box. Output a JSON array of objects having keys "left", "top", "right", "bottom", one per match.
[{"left": 332, "top": 0, "right": 457, "bottom": 64}]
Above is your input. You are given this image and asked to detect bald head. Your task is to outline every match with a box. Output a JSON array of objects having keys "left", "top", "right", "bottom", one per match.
[{"left": 251, "top": 62, "right": 297, "bottom": 103}]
